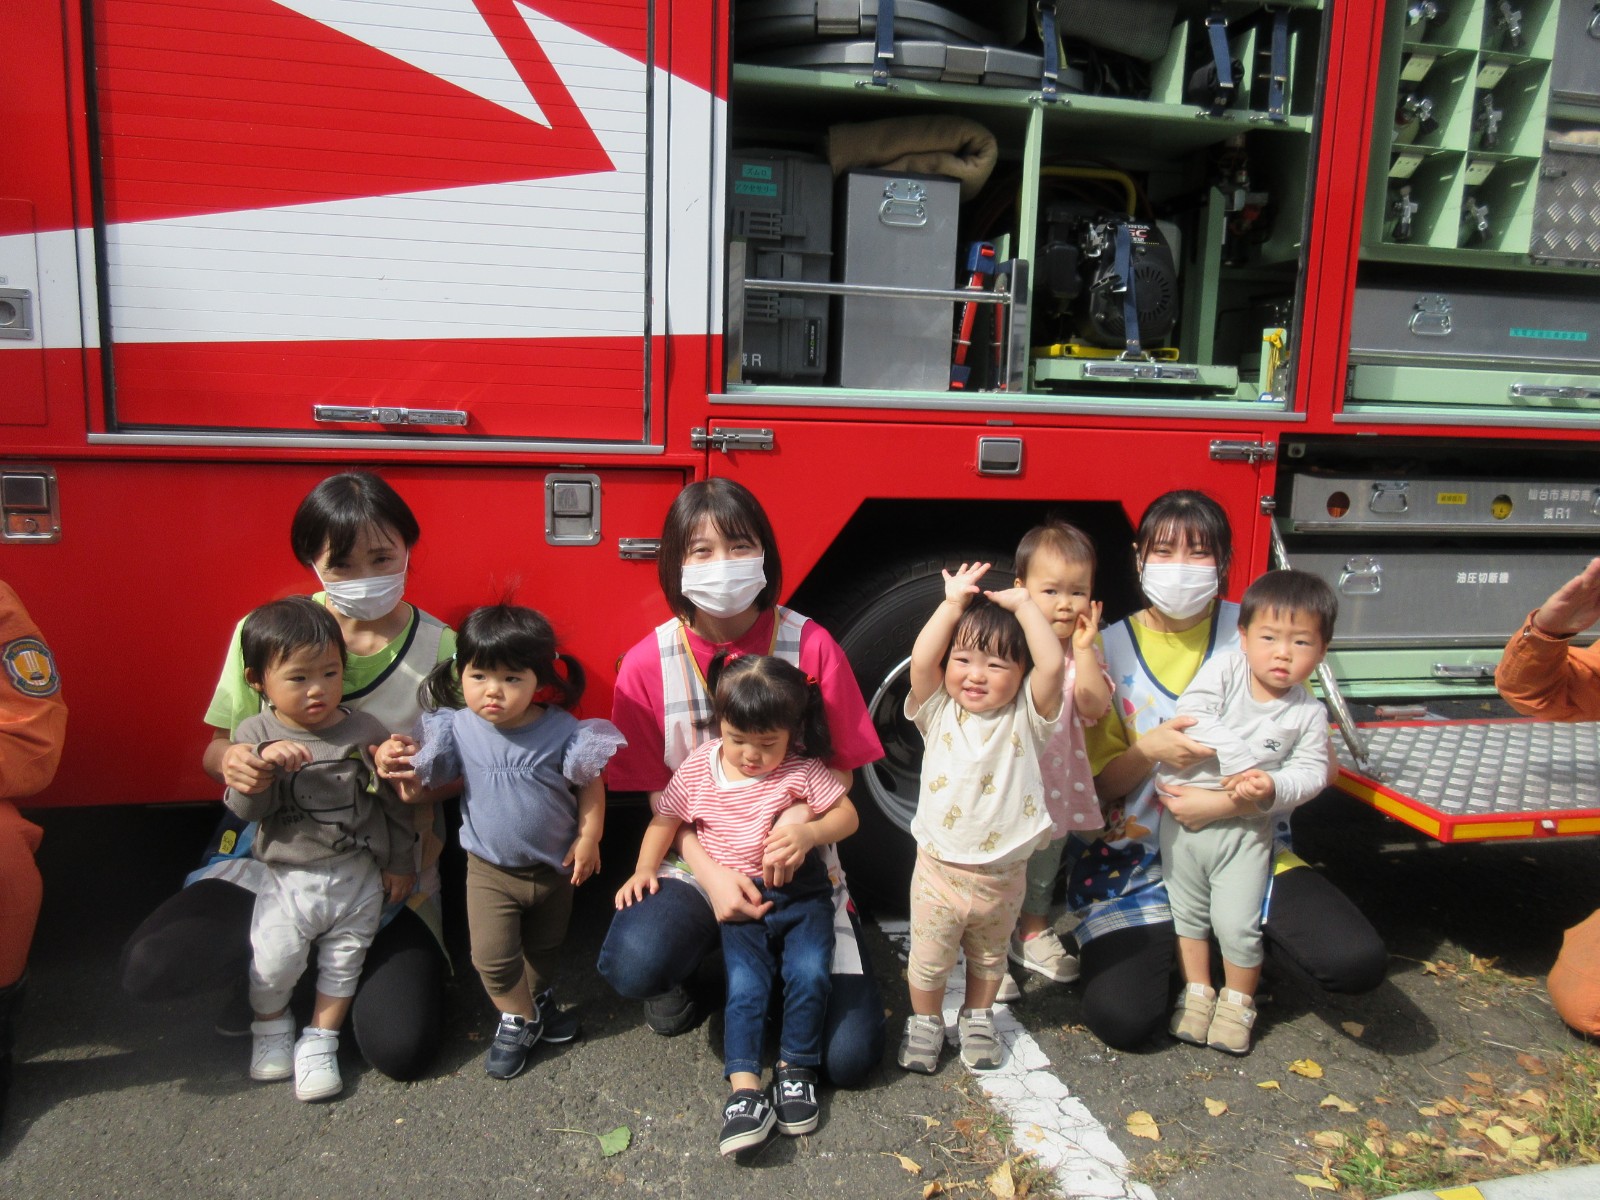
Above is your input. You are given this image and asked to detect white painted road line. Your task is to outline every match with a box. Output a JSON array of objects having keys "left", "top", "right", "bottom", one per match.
[{"left": 878, "top": 919, "right": 1158, "bottom": 1200}]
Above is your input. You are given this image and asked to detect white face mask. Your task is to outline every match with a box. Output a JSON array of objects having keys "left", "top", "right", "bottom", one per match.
[
  {"left": 1139, "top": 561, "right": 1219, "bottom": 620},
  {"left": 317, "top": 558, "right": 407, "bottom": 621},
  {"left": 681, "top": 556, "right": 766, "bottom": 620}
]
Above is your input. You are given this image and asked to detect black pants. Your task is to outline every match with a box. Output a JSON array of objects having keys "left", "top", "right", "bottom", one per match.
[
  {"left": 1078, "top": 865, "right": 1389, "bottom": 1050},
  {"left": 120, "top": 878, "right": 446, "bottom": 1081}
]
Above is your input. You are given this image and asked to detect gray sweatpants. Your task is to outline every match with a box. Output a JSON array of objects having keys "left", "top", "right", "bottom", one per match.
[
  {"left": 1157, "top": 815, "right": 1271, "bottom": 969},
  {"left": 248, "top": 855, "right": 383, "bottom": 1014}
]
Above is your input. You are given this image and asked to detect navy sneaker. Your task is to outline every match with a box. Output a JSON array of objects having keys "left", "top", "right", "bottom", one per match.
[
  {"left": 717, "top": 1088, "right": 776, "bottom": 1156},
  {"left": 533, "top": 988, "right": 581, "bottom": 1044},
  {"left": 772, "top": 1065, "right": 820, "bottom": 1136},
  {"left": 643, "top": 984, "right": 697, "bottom": 1036},
  {"left": 484, "top": 1010, "right": 542, "bottom": 1080}
]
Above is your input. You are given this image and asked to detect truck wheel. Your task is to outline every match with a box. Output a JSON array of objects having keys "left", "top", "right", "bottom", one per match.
[{"left": 819, "top": 554, "right": 1015, "bottom": 915}]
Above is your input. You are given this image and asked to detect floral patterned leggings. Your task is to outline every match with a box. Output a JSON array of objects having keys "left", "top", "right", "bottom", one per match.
[{"left": 906, "top": 847, "right": 1027, "bottom": 992}]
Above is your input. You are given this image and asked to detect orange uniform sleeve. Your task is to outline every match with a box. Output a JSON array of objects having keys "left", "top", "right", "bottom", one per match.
[
  {"left": 1495, "top": 609, "right": 1600, "bottom": 722},
  {"left": 0, "top": 581, "right": 68, "bottom": 800}
]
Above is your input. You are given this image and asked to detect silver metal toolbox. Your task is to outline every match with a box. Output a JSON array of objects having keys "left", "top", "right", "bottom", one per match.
[
  {"left": 836, "top": 170, "right": 961, "bottom": 390},
  {"left": 1348, "top": 284, "right": 1600, "bottom": 369},
  {"left": 1292, "top": 548, "right": 1591, "bottom": 647},
  {"left": 1550, "top": 0, "right": 1600, "bottom": 105}
]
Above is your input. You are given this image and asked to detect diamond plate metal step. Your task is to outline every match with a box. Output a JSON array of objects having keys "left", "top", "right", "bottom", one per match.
[{"left": 1333, "top": 719, "right": 1600, "bottom": 842}]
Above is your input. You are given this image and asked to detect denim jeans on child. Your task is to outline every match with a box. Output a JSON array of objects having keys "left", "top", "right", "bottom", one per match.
[{"left": 719, "top": 855, "right": 834, "bottom": 1079}]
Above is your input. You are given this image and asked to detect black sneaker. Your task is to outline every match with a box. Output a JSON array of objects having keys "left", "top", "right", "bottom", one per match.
[
  {"left": 772, "top": 1065, "right": 819, "bottom": 1136},
  {"left": 484, "top": 1011, "right": 542, "bottom": 1080},
  {"left": 717, "top": 1088, "right": 776, "bottom": 1156},
  {"left": 643, "top": 984, "right": 697, "bottom": 1036},
  {"left": 533, "top": 988, "right": 581, "bottom": 1044}
]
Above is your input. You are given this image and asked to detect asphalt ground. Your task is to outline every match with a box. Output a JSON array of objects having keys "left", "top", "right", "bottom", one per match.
[{"left": 2, "top": 795, "right": 1595, "bottom": 1200}]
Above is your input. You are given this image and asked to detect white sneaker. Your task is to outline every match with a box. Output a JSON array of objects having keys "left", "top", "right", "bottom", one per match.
[
  {"left": 293, "top": 1028, "right": 342, "bottom": 1102},
  {"left": 248, "top": 1016, "right": 295, "bottom": 1082},
  {"left": 1007, "top": 929, "right": 1081, "bottom": 983},
  {"left": 994, "top": 971, "right": 1023, "bottom": 1004}
]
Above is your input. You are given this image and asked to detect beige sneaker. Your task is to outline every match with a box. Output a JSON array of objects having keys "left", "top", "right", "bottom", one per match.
[
  {"left": 994, "top": 971, "right": 1023, "bottom": 1004},
  {"left": 1169, "top": 983, "right": 1216, "bottom": 1045},
  {"left": 1007, "top": 929, "right": 1081, "bottom": 983},
  {"left": 1206, "top": 989, "right": 1257, "bottom": 1055}
]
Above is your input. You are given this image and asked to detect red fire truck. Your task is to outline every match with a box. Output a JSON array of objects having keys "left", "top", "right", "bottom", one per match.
[{"left": 7, "top": 0, "right": 1600, "bottom": 897}]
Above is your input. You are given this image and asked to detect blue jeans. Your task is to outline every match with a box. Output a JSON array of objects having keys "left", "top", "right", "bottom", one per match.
[
  {"left": 597, "top": 875, "right": 886, "bottom": 1086},
  {"left": 719, "top": 858, "right": 832, "bottom": 1079}
]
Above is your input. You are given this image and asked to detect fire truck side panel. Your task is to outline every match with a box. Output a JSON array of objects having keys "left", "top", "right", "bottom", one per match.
[{"left": 1, "top": 461, "right": 688, "bottom": 807}]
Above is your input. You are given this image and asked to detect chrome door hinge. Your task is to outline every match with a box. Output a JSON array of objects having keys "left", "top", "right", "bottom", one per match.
[
  {"left": 1209, "top": 439, "right": 1277, "bottom": 464},
  {"left": 690, "top": 426, "right": 775, "bottom": 452}
]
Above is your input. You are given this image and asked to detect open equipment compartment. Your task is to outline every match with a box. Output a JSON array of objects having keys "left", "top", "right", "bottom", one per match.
[{"left": 722, "top": 0, "right": 1329, "bottom": 409}]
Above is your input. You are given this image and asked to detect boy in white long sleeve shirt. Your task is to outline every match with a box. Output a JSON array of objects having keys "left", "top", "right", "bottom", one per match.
[{"left": 1157, "top": 569, "right": 1337, "bottom": 1056}]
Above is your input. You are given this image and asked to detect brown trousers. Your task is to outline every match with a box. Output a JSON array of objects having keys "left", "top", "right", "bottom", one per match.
[{"left": 465, "top": 853, "right": 573, "bottom": 999}]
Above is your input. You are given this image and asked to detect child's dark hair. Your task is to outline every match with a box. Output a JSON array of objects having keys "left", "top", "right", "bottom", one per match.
[
  {"left": 949, "top": 596, "right": 1032, "bottom": 674},
  {"left": 707, "top": 654, "right": 833, "bottom": 763},
  {"left": 657, "top": 479, "right": 781, "bottom": 620},
  {"left": 241, "top": 597, "right": 347, "bottom": 683},
  {"left": 1239, "top": 569, "right": 1339, "bottom": 645},
  {"left": 1135, "top": 489, "right": 1234, "bottom": 593},
  {"left": 421, "top": 604, "right": 585, "bottom": 712},
  {"left": 1015, "top": 518, "right": 1097, "bottom": 582},
  {"left": 290, "top": 471, "right": 421, "bottom": 567}
]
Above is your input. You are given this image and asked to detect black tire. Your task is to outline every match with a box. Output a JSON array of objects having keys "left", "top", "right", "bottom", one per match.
[{"left": 814, "top": 553, "right": 1015, "bottom": 916}]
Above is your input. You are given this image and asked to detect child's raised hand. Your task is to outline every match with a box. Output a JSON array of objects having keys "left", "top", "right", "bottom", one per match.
[
  {"left": 374, "top": 734, "right": 418, "bottom": 780},
  {"left": 1073, "top": 602, "right": 1104, "bottom": 651},
  {"left": 942, "top": 562, "right": 991, "bottom": 607},
  {"left": 258, "top": 739, "right": 313, "bottom": 772},
  {"left": 381, "top": 871, "right": 415, "bottom": 905},
  {"left": 615, "top": 869, "right": 660, "bottom": 909},
  {"left": 982, "top": 585, "right": 1033, "bottom": 613},
  {"left": 564, "top": 834, "right": 601, "bottom": 887}
]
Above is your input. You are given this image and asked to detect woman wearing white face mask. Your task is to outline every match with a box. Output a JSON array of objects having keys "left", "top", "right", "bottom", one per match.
[
  {"left": 1050, "top": 490, "right": 1385, "bottom": 1051},
  {"left": 598, "top": 479, "right": 888, "bottom": 1087},
  {"left": 121, "top": 473, "right": 456, "bottom": 1082}
]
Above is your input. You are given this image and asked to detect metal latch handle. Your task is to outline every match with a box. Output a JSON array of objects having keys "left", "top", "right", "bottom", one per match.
[
  {"left": 312, "top": 405, "right": 468, "bottom": 427},
  {"left": 1431, "top": 663, "right": 1496, "bottom": 680},
  {"left": 1509, "top": 384, "right": 1600, "bottom": 401}
]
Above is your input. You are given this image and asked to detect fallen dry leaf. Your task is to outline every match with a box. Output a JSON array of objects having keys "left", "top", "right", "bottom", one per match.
[
  {"left": 1500, "top": 1116, "right": 1532, "bottom": 1135},
  {"left": 1258, "top": 1080, "right": 1282, "bottom": 1091},
  {"left": 1340, "top": 1021, "right": 1365, "bottom": 1039},
  {"left": 1517, "top": 1053, "right": 1548, "bottom": 1076},
  {"left": 1373, "top": 1096, "right": 1394, "bottom": 1106},
  {"left": 1451, "top": 1145, "right": 1490, "bottom": 1161},
  {"left": 1289, "top": 1058, "right": 1325, "bottom": 1079},
  {"left": 1320, "top": 1095, "right": 1358, "bottom": 1113},
  {"left": 1204, "top": 1098, "right": 1229, "bottom": 1117},
  {"left": 1467, "top": 1071, "right": 1494, "bottom": 1086},
  {"left": 885, "top": 1152, "right": 922, "bottom": 1174},
  {"left": 1511, "top": 1088, "right": 1548, "bottom": 1110},
  {"left": 987, "top": 1159, "right": 1016, "bottom": 1199},
  {"left": 1418, "top": 1105, "right": 1440, "bottom": 1117},
  {"left": 1312, "top": 1131, "right": 1349, "bottom": 1150},
  {"left": 919, "top": 1116, "right": 940, "bottom": 1129},
  {"left": 1421, "top": 960, "right": 1440, "bottom": 976},
  {"left": 1125, "top": 1111, "right": 1161, "bottom": 1141},
  {"left": 1364, "top": 1135, "right": 1386, "bottom": 1156},
  {"left": 1508, "top": 1135, "right": 1541, "bottom": 1162},
  {"left": 1485, "top": 1126, "right": 1515, "bottom": 1151},
  {"left": 1435, "top": 1097, "right": 1469, "bottom": 1115},
  {"left": 1470, "top": 954, "right": 1497, "bottom": 973},
  {"left": 1292, "top": 1173, "right": 1339, "bottom": 1192},
  {"left": 1365, "top": 1118, "right": 1390, "bottom": 1135},
  {"left": 922, "top": 1184, "right": 944, "bottom": 1199}
]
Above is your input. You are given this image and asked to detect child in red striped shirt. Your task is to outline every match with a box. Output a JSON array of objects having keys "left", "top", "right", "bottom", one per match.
[{"left": 615, "top": 654, "right": 858, "bottom": 1158}]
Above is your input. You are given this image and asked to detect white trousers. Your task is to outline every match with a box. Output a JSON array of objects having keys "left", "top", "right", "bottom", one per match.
[{"left": 248, "top": 856, "right": 382, "bottom": 1014}]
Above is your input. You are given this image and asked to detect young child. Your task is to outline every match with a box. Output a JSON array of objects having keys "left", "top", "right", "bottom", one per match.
[
  {"left": 376, "top": 604, "right": 622, "bottom": 1081},
  {"left": 615, "top": 655, "right": 857, "bottom": 1158},
  {"left": 223, "top": 598, "right": 416, "bottom": 1103},
  {"left": 899, "top": 563, "right": 1064, "bottom": 1074},
  {"left": 1158, "top": 568, "right": 1338, "bottom": 1055},
  {"left": 1005, "top": 521, "right": 1113, "bottom": 990}
]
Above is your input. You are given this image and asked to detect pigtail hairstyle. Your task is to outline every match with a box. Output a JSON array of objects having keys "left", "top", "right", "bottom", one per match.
[
  {"left": 711, "top": 655, "right": 834, "bottom": 763},
  {"left": 419, "top": 602, "right": 584, "bottom": 712}
]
